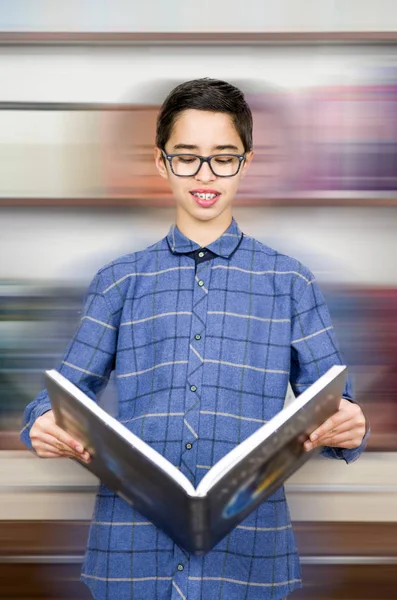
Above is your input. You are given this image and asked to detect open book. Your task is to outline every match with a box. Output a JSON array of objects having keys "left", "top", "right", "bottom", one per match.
[{"left": 45, "top": 365, "right": 347, "bottom": 554}]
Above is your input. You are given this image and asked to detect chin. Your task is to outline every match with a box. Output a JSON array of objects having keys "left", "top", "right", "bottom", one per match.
[
  {"left": 176, "top": 194, "right": 232, "bottom": 224},
  {"left": 193, "top": 209, "right": 222, "bottom": 221},
  {"left": 196, "top": 209, "right": 230, "bottom": 224},
  {"left": 194, "top": 201, "right": 229, "bottom": 218}
]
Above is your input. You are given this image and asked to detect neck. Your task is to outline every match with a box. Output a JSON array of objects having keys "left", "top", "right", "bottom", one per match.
[{"left": 176, "top": 209, "right": 232, "bottom": 247}]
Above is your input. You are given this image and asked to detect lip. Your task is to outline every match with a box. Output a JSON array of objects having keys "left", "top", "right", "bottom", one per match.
[
  {"left": 190, "top": 188, "right": 220, "bottom": 194},
  {"left": 190, "top": 189, "right": 221, "bottom": 208}
]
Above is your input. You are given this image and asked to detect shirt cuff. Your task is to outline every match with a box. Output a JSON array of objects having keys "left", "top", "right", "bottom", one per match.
[{"left": 320, "top": 424, "right": 371, "bottom": 464}]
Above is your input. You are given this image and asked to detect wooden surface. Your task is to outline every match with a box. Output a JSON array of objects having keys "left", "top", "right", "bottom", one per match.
[
  {"left": 1, "top": 521, "right": 397, "bottom": 556},
  {"left": 0, "top": 521, "right": 396, "bottom": 599},
  {"left": 2, "top": 32, "right": 397, "bottom": 44}
]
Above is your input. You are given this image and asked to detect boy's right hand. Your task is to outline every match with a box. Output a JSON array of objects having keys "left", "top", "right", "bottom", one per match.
[{"left": 30, "top": 410, "right": 91, "bottom": 463}]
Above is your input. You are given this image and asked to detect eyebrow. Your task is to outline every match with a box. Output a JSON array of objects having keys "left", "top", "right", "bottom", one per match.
[{"left": 172, "top": 143, "right": 240, "bottom": 152}]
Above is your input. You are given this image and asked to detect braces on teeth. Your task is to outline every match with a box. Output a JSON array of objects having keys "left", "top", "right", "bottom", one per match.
[{"left": 193, "top": 193, "right": 218, "bottom": 200}]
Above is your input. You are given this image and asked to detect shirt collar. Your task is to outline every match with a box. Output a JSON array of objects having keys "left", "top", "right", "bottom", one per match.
[{"left": 166, "top": 217, "right": 243, "bottom": 259}]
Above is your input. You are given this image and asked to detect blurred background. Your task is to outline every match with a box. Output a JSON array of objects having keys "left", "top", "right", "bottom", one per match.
[{"left": 0, "top": 1, "right": 397, "bottom": 598}]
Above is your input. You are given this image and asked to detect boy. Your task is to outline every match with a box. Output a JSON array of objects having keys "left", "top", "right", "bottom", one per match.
[{"left": 21, "top": 78, "right": 369, "bottom": 600}]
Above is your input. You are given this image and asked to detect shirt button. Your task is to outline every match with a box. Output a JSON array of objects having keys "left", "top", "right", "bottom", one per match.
[
  {"left": 177, "top": 563, "right": 184, "bottom": 571},
  {"left": 190, "top": 385, "right": 197, "bottom": 392},
  {"left": 185, "top": 442, "right": 192, "bottom": 450},
  {"left": 195, "top": 334, "right": 201, "bottom": 340},
  {"left": 198, "top": 280, "right": 204, "bottom": 287},
  {"left": 198, "top": 251, "right": 205, "bottom": 258}
]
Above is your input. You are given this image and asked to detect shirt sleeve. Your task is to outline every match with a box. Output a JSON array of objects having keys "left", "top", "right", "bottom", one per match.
[
  {"left": 20, "top": 270, "right": 119, "bottom": 452},
  {"left": 290, "top": 275, "right": 369, "bottom": 464}
]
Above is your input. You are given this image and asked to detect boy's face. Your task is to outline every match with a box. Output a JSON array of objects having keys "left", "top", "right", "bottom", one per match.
[{"left": 154, "top": 109, "right": 253, "bottom": 228}]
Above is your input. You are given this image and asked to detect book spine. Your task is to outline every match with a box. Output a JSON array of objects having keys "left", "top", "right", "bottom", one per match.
[{"left": 188, "top": 497, "right": 210, "bottom": 554}]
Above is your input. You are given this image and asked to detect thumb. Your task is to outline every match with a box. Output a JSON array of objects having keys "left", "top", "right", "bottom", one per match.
[{"left": 44, "top": 409, "right": 55, "bottom": 421}]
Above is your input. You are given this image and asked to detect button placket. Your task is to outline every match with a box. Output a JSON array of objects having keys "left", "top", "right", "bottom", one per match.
[
  {"left": 172, "top": 543, "right": 188, "bottom": 583},
  {"left": 171, "top": 553, "right": 189, "bottom": 600},
  {"left": 182, "top": 260, "right": 211, "bottom": 480}
]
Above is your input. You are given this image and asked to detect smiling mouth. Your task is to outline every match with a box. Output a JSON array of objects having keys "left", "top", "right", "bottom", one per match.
[{"left": 190, "top": 191, "right": 221, "bottom": 207}]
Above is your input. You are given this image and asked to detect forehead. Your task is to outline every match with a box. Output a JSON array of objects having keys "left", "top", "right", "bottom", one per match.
[{"left": 168, "top": 109, "right": 243, "bottom": 149}]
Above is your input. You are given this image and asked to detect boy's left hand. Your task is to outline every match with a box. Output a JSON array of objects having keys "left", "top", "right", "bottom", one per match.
[{"left": 304, "top": 398, "right": 367, "bottom": 451}]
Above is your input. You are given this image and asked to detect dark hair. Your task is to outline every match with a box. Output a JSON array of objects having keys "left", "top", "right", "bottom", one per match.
[{"left": 156, "top": 78, "right": 253, "bottom": 152}]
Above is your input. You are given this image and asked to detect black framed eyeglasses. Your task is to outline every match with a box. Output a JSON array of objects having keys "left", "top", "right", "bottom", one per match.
[{"left": 161, "top": 149, "right": 246, "bottom": 178}]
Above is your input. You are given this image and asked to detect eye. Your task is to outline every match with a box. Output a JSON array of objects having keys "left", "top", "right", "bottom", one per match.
[
  {"left": 179, "top": 157, "right": 196, "bottom": 164},
  {"left": 214, "top": 157, "right": 233, "bottom": 164}
]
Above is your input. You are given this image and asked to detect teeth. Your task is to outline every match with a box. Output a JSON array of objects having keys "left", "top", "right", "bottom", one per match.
[{"left": 193, "top": 193, "right": 217, "bottom": 200}]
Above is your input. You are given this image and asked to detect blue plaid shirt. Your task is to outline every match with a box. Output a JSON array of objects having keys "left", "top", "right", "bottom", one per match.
[{"left": 21, "top": 217, "right": 368, "bottom": 600}]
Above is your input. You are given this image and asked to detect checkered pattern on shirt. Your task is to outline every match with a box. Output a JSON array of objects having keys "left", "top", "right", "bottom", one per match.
[{"left": 21, "top": 218, "right": 368, "bottom": 600}]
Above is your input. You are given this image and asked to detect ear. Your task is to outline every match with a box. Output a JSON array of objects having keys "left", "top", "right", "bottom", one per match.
[
  {"left": 240, "top": 150, "right": 254, "bottom": 179},
  {"left": 154, "top": 147, "right": 169, "bottom": 180}
]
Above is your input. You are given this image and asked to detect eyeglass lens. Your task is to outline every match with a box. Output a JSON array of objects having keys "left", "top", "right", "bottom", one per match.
[{"left": 171, "top": 155, "right": 241, "bottom": 177}]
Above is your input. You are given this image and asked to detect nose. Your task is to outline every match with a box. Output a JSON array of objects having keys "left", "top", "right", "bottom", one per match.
[{"left": 195, "top": 159, "right": 216, "bottom": 182}]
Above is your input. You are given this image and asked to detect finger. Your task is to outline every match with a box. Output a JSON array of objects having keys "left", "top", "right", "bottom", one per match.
[
  {"left": 304, "top": 429, "right": 358, "bottom": 451},
  {"left": 37, "top": 447, "right": 91, "bottom": 461},
  {"left": 311, "top": 413, "right": 366, "bottom": 450},
  {"left": 34, "top": 442, "right": 71, "bottom": 458},
  {"left": 317, "top": 434, "right": 359, "bottom": 449},
  {"left": 76, "top": 451, "right": 92, "bottom": 463},
  {"left": 37, "top": 450, "right": 63, "bottom": 458},
  {"left": 35, "top": 441, "right": 91, "bottom": 462},
  {"left": 42, "top": 435, "right": 91, "bottom": 461},
  {"left": 30, "top": 427, "right": 83, "bottom": 458},
  {"left": 38, "top": 420, "right": 86, "bottom": 454},
  {"left": 309, "top": 411, "right": 351, "bottom": 443},
  {"left": 38, "top": 433, "right": 84, "bottom": 458},
  {"left": 316, "top": 428, "right": 365, "bottom": 448},
  {"left": 31, "top": 424, "right": 89, "bottom": 460},
  {"left": 312, "top": 417, "right": 356, "bottom": 444}
]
